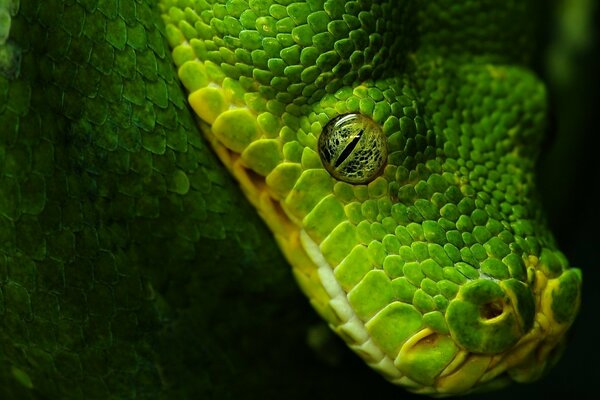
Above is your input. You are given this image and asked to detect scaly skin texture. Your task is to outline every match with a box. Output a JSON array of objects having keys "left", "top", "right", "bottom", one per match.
[
  {"left": 0, "top": 0, "right": 582, "bottom": 398},
  {"left": 160, "top": 0, "right": 582, "bottom": 395}
]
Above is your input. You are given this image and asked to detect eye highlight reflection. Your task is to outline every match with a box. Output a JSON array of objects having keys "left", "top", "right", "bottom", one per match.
[{"left": 318, "top": 113, "right": 388, "bottom": 184}]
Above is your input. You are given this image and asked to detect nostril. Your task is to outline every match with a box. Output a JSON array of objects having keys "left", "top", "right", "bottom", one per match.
[
  {"left": 480, "top": 300, "right": 504, "bottom": 320},
  {"left": 447, "top": 280, "right": 530, "bottom": 354}
]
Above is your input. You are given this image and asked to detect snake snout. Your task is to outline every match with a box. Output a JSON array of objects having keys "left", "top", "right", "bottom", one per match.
[{"left": 446, "top": 279, "right": 535, "bottom": 354}]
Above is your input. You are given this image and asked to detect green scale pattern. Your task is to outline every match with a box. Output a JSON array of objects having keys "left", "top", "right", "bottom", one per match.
[
  {"left": 165, "top": 0, "right": 410, "bottom": 107},
  {"left": 161, "top": 0, "right": 581, "bottom": 394}
]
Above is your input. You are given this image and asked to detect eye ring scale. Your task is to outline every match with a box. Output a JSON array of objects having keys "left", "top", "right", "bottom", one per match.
[{"left": 318, "top": 113, "right": 388, "bottom": 185}]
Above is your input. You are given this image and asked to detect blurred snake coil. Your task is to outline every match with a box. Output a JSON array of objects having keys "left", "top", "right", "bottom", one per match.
[{"left": 0, "top": 0, "right": 583, "bottom": 398}]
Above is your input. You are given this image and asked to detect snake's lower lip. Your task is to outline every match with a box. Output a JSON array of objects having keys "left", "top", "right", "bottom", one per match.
[{"left": 299, "top": 229, "right": 404, "bottom": 378}]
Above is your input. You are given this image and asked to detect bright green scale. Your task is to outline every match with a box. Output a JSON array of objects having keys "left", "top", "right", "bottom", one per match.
[
  {"left": 161, "top": 0, "right": 581, "bottom": 395},
  {"left": 0, "top": 0, "right": 582, "bottom": 397}
]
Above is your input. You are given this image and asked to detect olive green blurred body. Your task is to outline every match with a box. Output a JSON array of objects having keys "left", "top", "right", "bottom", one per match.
[
  {"left": 0, "top": 0, "right": 581, "bottom": 399},
  {"left": 0, "top": 1, "right": 314, "bottom": 398}
]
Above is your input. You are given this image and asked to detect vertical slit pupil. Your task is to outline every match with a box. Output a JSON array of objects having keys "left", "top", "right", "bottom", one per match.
[{"left": 334, "top": 129, "right": 364, "bottom": 168}]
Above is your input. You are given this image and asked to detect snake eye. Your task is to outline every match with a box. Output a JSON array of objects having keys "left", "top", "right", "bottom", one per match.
[{"left": 318, "top": 114, "right": 388, "bottom": 184}]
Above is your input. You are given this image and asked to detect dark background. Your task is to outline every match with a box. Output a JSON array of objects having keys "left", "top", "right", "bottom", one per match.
[{"left": 529, "top": 0, "right": 600, "bottom": 397}]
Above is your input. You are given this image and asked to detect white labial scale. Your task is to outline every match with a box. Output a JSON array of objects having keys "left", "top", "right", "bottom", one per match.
[
  {"left": 370, "top": 354, "right": 403, "bottom": 379},
  {"left": 328, "top": 297, "right": 354, "bottom": 321},
  {"left": 299, "top": 230, "right": 401, "bottom": 379},
  {"left": 338, "top": 316, "right": 370, "bottom": 344}
]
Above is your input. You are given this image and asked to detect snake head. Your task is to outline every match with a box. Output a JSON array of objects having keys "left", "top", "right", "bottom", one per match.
[{"left": 161, "top": 0, "right": 582, "bottom": 395}]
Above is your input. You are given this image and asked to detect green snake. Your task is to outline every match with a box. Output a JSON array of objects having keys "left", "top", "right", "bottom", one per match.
[{"left": 0, "top": 0, "right": 583, "bottom": 398}]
